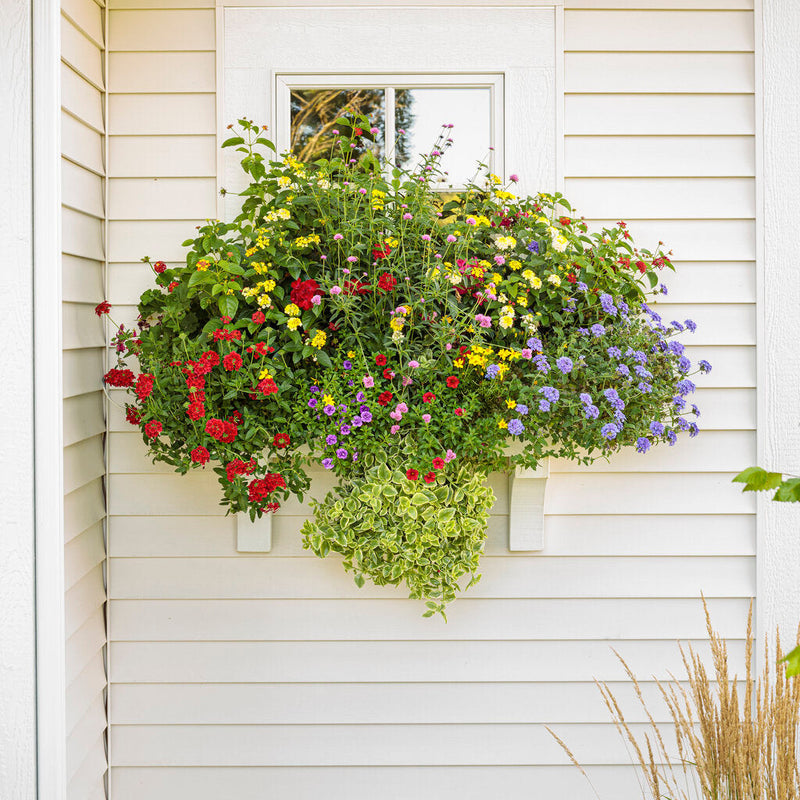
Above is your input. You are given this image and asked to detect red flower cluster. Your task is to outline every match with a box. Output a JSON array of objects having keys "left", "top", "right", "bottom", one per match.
[
  {"left": 223, "top": 353, "right": 243, "bottom": 372},
  {"left": 257, "top": 377, "right": 278, "bottom": 396},
  {"left": 205, "top": 417, "right": 238, "bottom": 443},
  {"left": 104, "top": 367, "right": 135, "bottom": 387},
  {"left": 446, "top": 376, "right": 459, "bottom": 388},
  {"left": 248, "top": 472, "right": 286, "bottom": 503},
  {"left": 372, "top": 244, "right": 391, "bottom": 260},
  {"left": 144, "top": 420, "right": 162, "bottom": 439},
  {"left": 135, "top": 374, "right": 155, "bottom": 401},
  {"left": 213, "top": 329, "right": 242, "bottom": 342},
  {"left": 225, "top": 458, "right": 255, "bottom": 483},
  {"left": 94, "top": 301, "right": 111, "bottom": 316},
  {"left": 153, "top": 261, "right": 167, "bottom": 274},
  {"left": 251, "top": 311, "right": 265, "bottom": 324},
  {"left": 377, "top": 391, "right": 393, "bottom": 406},
  {"left": 376, "top": 272, "right": 396, "bottom": 292},
  {"left": 290, "top": 278, "right": 322, "bottom": 311},
  {"left": 190, "top": 446, "right": 210, "bottom": 465},
  {"left": 273, "top": 432, "right": 291, "bottom": 449},
  {"left": 125, "top": 407, "right": 141, "bottom": 425},
  {"left": 422, "top": 392, "right": 435, "bottom": 403},
  {"left": 423, "top": 472, "right": 436, "bottom": 483},
  {"left": 201, "top": 351, "right": 220, "bottom": 367},
  {"left": 382, "top": 367, "right": 395, "bottom": 380}
]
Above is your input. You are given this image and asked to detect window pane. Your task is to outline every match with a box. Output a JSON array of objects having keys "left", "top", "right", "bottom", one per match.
[
  {"left": 395, "top": 87, "right": 492, "bottom": 188},
  {"left": 290, "top": 89, "right": 385, "bottom": 162}
]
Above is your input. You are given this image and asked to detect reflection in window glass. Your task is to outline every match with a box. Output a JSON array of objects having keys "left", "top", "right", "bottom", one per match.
[
  {"left": 395, "top": 88, "right": 492, "bottom": 188},
  {"left": 290, "top": 89, "right": 385, "bottom": 162}
]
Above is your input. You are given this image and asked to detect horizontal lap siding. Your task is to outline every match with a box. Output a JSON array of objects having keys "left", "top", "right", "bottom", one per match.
[
  {"left": 106, "top": 4, "right": 756, "bottom": 800},
  {"left": 62, "top": 0, "right": 108, "bottom": 798}
]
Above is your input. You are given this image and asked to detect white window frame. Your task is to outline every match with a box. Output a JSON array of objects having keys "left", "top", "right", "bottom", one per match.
[{"left": 274, "top": 72, "right": 505, "bottom": 188}]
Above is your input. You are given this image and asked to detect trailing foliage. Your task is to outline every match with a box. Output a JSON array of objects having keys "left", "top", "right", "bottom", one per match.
[{"left": 102, "top": 115, "right": 709, "bottom": 614}]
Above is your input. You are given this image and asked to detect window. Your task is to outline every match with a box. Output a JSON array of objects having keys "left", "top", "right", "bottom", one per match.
[{"left": 275, "top": 74, "right": 503, "bottom": 190}]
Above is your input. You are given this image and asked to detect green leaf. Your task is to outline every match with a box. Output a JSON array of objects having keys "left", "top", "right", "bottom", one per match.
[
  {"left": 315, "top": 350, "right": 332, "bottom": 368},
  {"left": 218, "top": 295, "right": 239, "bottom": 318},
  {"left": 222, "top": 136, "right": 245, "bottom": 148},
  {"left": 410, "top": 493, "right": 427, "bottom": 506},
  {"left": 733, "top": 466, "right": 784, "bottom": 492},
  {"left": 781, "top": 644, "right": 800, "bottom": 677}
]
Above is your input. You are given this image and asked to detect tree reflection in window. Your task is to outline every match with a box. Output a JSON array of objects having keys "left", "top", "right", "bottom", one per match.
[{"left": 290, "top": 89, "right": 416, "bottom": 164}]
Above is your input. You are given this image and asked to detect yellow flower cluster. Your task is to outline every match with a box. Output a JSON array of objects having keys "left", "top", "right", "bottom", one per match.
[
  {"left": 309, "top": 330, "right": 327, "bottom": 349},
  {"left": 522, "top": 269, "right": 542, "bottom": 290},
  {"left": 287, "top": 318, "right": 301, "bottom": 331},
  {"left": 495, "top": 235, "right": 516, "bottom": 251},
  {"left": 284, "top": 303, "right": 300, "bottom": 316},
  {"left": 196, "top": 259, "right": 211, "bottom": 271},
  {"left": 466, "top": 215, "right": 491, "bottom": 227},
  {"left": 371, "top": 189, "right": 386, "bottom": 211},
  {"left": 293, "top": 233, "right": 320, "bottom": 250}
]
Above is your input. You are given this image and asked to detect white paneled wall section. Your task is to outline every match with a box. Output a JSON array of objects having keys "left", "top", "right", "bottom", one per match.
[
  {"left": 104, "top": 2, "right": 756, "bottom": 799},
  {"left": 61, "top": 0, "right": 109, "bottom": 798}
]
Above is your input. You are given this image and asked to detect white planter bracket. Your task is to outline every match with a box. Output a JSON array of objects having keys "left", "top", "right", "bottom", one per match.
[
  {"left": 508, "top": 460, "right": 549, "bottom": 551},
  {"left": 236, "top": 512, "right": 273, "bottom": 552}
]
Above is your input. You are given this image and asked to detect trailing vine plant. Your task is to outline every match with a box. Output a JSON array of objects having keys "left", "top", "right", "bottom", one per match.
[{"left": 101, "top": 116, "right": 710, "bottom": 617}]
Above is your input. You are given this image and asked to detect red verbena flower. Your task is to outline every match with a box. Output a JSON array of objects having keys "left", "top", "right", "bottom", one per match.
[
  {"left": 446, "top": 376, "right": 459, "bottom": 388},
  {"left": 230, "top": 410, "right": 243, "bottom": 425},
  {"left": 273, "top": 432, "right": 291, "bottom": 449},
  {"left": 225, "top": 458, "right": 255, "bottom": 482},
  {"left": 343, "top": 279, "right": 371, "bottom": 296},
  {"left": 406, "top": 469, "right": 419, "bottom": 481},
  {"left": 423, "top": 472, "right": 436, "bottom": 483},
  {"left": 567, "top": 273, "right": 577, "bottom": 284},
  {"left": 103, "top": 367, "right": 135, "bottom": 387},
  {"left": 219, "top": 421, "right": 238, "bottom": 443},
  {"left": 432, "top": 457, "right": 445, "bottom": 470},
  {"left": 186, "top": 403, "right": 205, "bottom": 420},
  {"left": 257, "top": 378, "right": 278, "bottom": 396},
  {"left": 251, "top": 311, "right": 265, "bottom": 324},
  {"left": 190, "top": 446, "right": 210, "bottom": 465},
  {"left": 201, "top": 351, "right": 220, "bottom": 367},
  {"left": 376, "top": 272, "right": 396, "bottom": 292},
  {"left": 375, "top": 354, "right": 387, "bottom": 366},
  {"left": 144, "top": 420, "right": 162, "bottom": 439},
  {"left": 135, "top": 374, "right": 155, "bottom": 401},
  {"left": 186, "top": 375, "right": 205, "bottom": 390},
  {"left": 377, "top": 391, "right": 393, "bottom": 406},
  {"left": 125, "top": 406, "right": 141, "bottom": 425},
  {"left": 220, "top": 316, "right": 233, "bottom": 324},
  {"left": 153, "top": 261, "right": 167, "bottom": 274},
  {"left": 222, "top": 353, "right": 243, "bottom": 372},
  {"left": 94, "top": 301, "right": 111, "bottom": 316},
  {"left": 422, "top": 392, "right": 435, "bottom": 403},
  {"left": 373, "top": 245, "right": 392, "bottom": 261},
  {"left": 205, "top": 418, "right": 226, "bottom": 440}
]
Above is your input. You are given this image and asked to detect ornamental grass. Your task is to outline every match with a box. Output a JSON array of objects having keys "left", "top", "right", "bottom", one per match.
[{"left": 550, "top": 602, "right": 800, "bottom": 800}]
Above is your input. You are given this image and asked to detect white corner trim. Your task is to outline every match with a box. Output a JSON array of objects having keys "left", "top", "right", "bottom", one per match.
[
  {"left": 237, "top": 512, "right": 273, "bottom": 552},
  {"left": 32, "top": 0, "right": 66, "bottom": 796},
  {"left": 508, "top": 460, "right": 549, "bottom": 552}
]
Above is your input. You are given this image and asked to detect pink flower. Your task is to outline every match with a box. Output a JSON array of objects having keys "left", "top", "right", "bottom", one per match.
[
  {"left": 311, "top": 295, "right": 321, "bottom": 306},
  {"left": 510, "top": 174, "right": 519, "bottom": 182},
  {"left": 333, "top": 233, "right": 343, "bottom": 241},
  {"left": 396, "top": 403, "right": 408, "bottom": 414},
  {"left": 389, "top": 410, "right": 402, "bottom": 421},
  {"left": 422, "top": 414, "right": 431, "bottom": 424},
  {"left": 403, "top": 213, "right": 413, "bottom": 220},
  {"left": 445, "top": 449, "right": 456, "bottom": 462},
  {"left": 402, "top": 376, "right": 413, "bottom": 387},
  {"left": 347, "top": 255, "right": 358, "bottom": 263},
  {"left": 330, "top": 285, "right": 342, "bottom": 295},
  {"left": 408, "top": 360, "right": 420, "bottom": 369},
  {"left": 521, "top": 348, "right": 533, "bottom": 359},
  {"left": 421, "top": 234, "right": 431, "bottom": 241},
  {"left": 445, "top": 343, "right": 453, "bottom": 350},
  {"left": 370, "top": 127, "right": 379, "bottom": 135},
  {"left": 390, "top": 425, "right": 400, "bottom": 434},
  {"left": 494, "top": 255, "right": 506, "bottom": 265},
  {"left": 475, "top": 314, "right": 492, "bottom": 328},
  {"left": 358, "top": 188, "right": 367, "bottom": 194},
  {"left": 446, "top": 235, "right": 456, "bottom": 243},
  {"left": 363, "top": 375, "right": 374, "bottom": 388}
]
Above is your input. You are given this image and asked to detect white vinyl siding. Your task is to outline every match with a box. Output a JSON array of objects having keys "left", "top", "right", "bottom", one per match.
[
  {"left": 61, "top": 0, "right": 108, "bottom": 797},
  {"left": 105, "top": 2, "right": 756, "bottom": 799}
]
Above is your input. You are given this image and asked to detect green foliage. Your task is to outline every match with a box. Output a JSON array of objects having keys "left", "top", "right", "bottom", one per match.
[
  {"left": 102, "top": 115, "right": 710, "bottom": 614},
  {"left": 301, "top": 459, "right": 494, "bottom": 618},
  {"left": 733, "top": 466, "right": 800, "bottom": 503}
]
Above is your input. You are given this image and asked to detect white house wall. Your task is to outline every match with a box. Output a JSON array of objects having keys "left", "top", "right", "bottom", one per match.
[
  {"left": 104, "top": 2, "right": 756, "bottom": 798},
  {"left": 61, "top": 0, "right": 109, "bottom": 797}
]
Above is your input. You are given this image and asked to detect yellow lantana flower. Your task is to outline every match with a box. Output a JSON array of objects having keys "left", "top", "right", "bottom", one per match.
[{"left": 287, "top": 318, "right": 301, "bottom": 331}]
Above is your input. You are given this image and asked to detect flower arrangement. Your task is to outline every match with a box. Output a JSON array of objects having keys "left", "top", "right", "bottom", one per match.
[{"left": 102, "top": 116, "right": 710, "bottom": 617}]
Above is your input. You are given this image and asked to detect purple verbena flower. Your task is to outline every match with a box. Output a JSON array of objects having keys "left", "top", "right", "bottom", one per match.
[
  {"left": 601, "top": 423, "right": 619, "bottom": 440},
  {"left": 650, "top": 420, "right": 665, "bottom": 436},
  {"left": 556, "top": 356, "right": 574, "bottom": 375},
  {"left": 540, "top": 386, "right": 560, "bottom": 403},
  {"left": 584, "top": 404, "right": 600, "bottom": 420},
  {"left": 507, "top": 419, "right": 525, "bottom": 435},
  {"left": 636, "top": 437, "right": 651, "bottom": 454}
]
